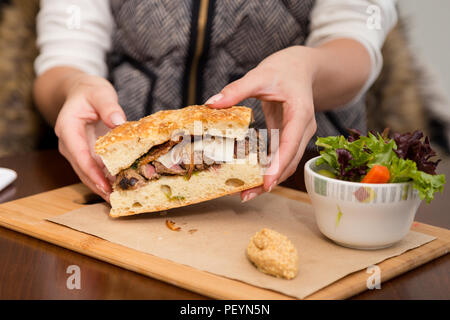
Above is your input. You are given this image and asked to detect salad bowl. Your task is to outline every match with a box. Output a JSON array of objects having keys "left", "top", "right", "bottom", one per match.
[{"left": 305, "top": 156, "right": 422, "bottom": 249}]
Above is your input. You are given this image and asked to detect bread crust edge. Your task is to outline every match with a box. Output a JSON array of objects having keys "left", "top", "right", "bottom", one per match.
[{"left": 109, "top": 180, "right": 263, "bottom": 218}]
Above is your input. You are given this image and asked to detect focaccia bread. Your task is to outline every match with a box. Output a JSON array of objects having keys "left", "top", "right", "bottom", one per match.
[
  {"left": 95, "top": 105, "right": 264, "bottom": 217},
  {"left": 95, "top": 105, "right": 253, "bottom": 176}
]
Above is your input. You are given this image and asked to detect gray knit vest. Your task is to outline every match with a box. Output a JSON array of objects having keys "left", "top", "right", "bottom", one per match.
[{"left": 108, "top": 0, "right": 367, "bottom": 147}]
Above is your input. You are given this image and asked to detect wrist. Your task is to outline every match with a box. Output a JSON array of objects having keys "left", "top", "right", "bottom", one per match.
[
  {"left": 61, "top": 70, "right": 89, "bottom": 98},
  {"left": 33, "top": 66, "right": 88, "bottom": 126},
  {"left": 288, "top": 45, "right": 319, "bottom": 78},
  {"left": 305, "top": 46, "right": 328, "bottom": 93},
  {"left": 309, "top": 39, "right": 372, "bottom": 110}
]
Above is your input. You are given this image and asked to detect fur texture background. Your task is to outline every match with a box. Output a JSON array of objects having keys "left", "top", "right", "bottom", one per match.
[
  {"left": 0, "top": 0, "right": 48, "bottom": 157},
  {"left": 366, "top": 20, "right": 426, "bottom": 133},
  {"left": 0, "top": 1, "right": 448, "bottom": 157},
  {"left": 366, "top": 18, "right": 450, "bottom": 153}
]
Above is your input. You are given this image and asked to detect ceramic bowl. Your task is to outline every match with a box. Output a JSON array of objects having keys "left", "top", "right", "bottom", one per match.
[{"left": 304, "top": 156, "right": 422, "bottom": 249}]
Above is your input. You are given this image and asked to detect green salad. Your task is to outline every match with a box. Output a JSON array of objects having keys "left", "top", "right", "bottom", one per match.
[{"left": 315, "top": 129, "right": 445, "bottom": 203}]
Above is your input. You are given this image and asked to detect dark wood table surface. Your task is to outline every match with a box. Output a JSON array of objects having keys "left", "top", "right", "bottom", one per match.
[{"left": 0, "top": 149, "right": 448, "bottom": 299}]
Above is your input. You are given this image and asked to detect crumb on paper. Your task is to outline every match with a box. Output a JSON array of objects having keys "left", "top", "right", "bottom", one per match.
[
  {"left": 188, "top": 229, "right": 198, "bottom": 234},
  {"left": 246, "top": 228, "right": 299, "bottom": 280},
  {"left": 157, "top": 236, "right": 163, "bottom": 241},
  {"left": 166, "top": 219, "right": 181, "bottom": 231}
]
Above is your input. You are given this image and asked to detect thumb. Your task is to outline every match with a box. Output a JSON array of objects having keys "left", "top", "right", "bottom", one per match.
[
  {"left": 205, "top": 70, "right": 263, "bottom": 109},
  {"left": 89, "top": 85, "right": 126, "bottom": 128}
]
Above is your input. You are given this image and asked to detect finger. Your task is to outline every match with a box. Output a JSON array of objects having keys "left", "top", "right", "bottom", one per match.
[
  {"left": 276, "top": 138, "right": 305, "bottom": 184},
  {"left": 104, "top": 170, "right": 116, "bottom": 185},
  {"left": 263, "top": 102, "right": 312, "bottom": 191},
  {"left": 261, "top": 101, "right": 283, "bottom": 134},
  {"left": 73, "top": 160, "right": 110, "bottom": 202},
  {"left": 88, "top": 85, "right": 126, "bottom": 128},
  {"left": 86, "top": 123, "right": 106, "bottom": 169},
  {"left": 261, "top": 101, "right": 284, "bottom": 157},
  {"left": 60, "top": 121, "right": 112, "bottom": 195},
  {"left": 205, "top": 70, "right": 265, "bottom": 108},
  {"left": 241, "top": 186, "right": 265, "bottom": 202},
  {"left": 276, "top": 119, "right": 316, "bottom": 184},
  {"left": 59, "top": 141, "right": 110, "bottom": 202}
]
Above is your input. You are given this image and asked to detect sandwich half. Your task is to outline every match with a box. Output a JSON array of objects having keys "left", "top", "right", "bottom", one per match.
[{"left": 95, "top": 105, "right": 264, "bottom": 217}]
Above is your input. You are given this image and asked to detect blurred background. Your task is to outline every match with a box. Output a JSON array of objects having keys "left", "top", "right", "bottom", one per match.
[
  {"left": 398, "top": 0, "right": 450, "bottom": 100},
  {"left": 0, "top": 0, "right": 449, "bottom": 157}
]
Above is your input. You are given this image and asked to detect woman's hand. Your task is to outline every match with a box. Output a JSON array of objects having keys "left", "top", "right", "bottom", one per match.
[
  {"left": 205, "top": 40, "right": 371, "bottom": 202},
  {"left": 206, "top": 46, "right": 318, "bottom": 201},
  {"left": 53, "top": 73, "right": 126, "bottom": 201}
]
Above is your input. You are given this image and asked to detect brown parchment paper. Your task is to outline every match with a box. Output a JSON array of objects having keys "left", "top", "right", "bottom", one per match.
[{"left": 48, "top": 193, "right": 435, "bottom": 299}]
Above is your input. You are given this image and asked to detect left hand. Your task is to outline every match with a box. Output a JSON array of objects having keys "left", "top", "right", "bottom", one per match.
[{"left": 205, "top": 45, "right": 319, "bottom": 202}]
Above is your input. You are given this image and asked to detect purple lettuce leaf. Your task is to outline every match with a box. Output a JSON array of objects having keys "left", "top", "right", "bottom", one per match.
[
  {"left": 336, "top": 148, "right": 368, "bottom": 181},
  {"left": 347, "top": 128, "right": 362, "bottom": 142},
  {"left": 393, "top": 130, "right": 441, "bottom": 175}
]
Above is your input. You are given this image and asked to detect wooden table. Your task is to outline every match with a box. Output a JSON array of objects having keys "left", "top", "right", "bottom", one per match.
[{"left": 0, "top": 149, "right": 448, "bottom": 299}]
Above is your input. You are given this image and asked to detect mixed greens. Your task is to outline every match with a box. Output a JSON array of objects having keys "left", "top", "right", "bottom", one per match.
[{"left": 315, "top": 129, "right": 445, "bottom": 203}]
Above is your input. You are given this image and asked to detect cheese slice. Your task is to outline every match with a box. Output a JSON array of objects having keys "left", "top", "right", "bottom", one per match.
[{"left": 203, "top": 137, "right": 235, "bottom": 163}]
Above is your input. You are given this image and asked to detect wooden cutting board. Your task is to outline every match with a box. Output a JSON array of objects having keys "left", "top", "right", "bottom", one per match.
[{"left": 0, "top": 184, "right": 448, "bottom": 299}]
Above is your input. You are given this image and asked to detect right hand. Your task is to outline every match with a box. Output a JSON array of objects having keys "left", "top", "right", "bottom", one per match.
[{"left": 54, "top": 74, "right": 126, "bottom": 201}]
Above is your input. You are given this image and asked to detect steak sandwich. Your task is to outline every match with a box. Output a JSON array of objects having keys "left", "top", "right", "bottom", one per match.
[{"left": 95, "top": 105, "right": 264, "bottom": 217}]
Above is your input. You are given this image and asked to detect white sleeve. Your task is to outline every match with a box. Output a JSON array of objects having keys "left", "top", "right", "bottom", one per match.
[
  {"left": 306, "top": 0, "right": 398, "bottom": 104},
  {"left": 34, "top": 0, "right": 113, "bottom": 77}
]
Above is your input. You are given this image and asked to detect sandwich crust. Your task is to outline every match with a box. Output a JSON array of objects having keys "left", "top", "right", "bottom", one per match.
[
  {"left": 94, "top": 105, "right": 263, "bottom": 217},
  {"left": 95, "top": 105, "right": 253, "bottom": 175}
]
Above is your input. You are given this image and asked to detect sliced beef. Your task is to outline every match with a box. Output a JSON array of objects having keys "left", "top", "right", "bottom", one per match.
[
  {"left": 234, "top": 138, "right": 252, "bottom": 158},
  {"left": 180, "top": 149, "right": 208, "bottom": 165},
  {"left": 115, "top": 137, "right": 260, "bottom": 190},
  {"left": 139, "top": 163, "right": 159, "bottom": 180},
  {"left": 153, "top": 161, "right": 187, "bottom": 175},
  {"left": 194, "top": 163, "right": 208, "bottom": 170},
  {"left": 193, "top": 154, "right": 214, "bottom": 170},
  {"left": 186, "top": 151, "right": 195, "bottom": 179},
  {"left": 115, "top": 168, "right": 146, "bottom": 190},
  {"left": 138, "top": 138, "right": 181, "bottom": 167}
]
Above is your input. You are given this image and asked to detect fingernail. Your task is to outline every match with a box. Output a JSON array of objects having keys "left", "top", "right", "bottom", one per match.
[
  {"left": 96, "top": 184, "right": 109, "bottom": 196},
  {"left": 110, "top": 112, "right": 125, "bottom": 126},
  {"left": 242, "top": 192, "right": 258, "bottom": 203},
  {"left": 268, "top": 180, "right": 277, "bottom": 193},
  {"left": 204, "top": 93, "right": 223, "bottom": 105}
]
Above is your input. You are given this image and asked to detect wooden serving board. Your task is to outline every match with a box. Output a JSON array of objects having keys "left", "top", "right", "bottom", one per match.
[{"left": 0, "top": 184, "right": 448, "bottom": 300}]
